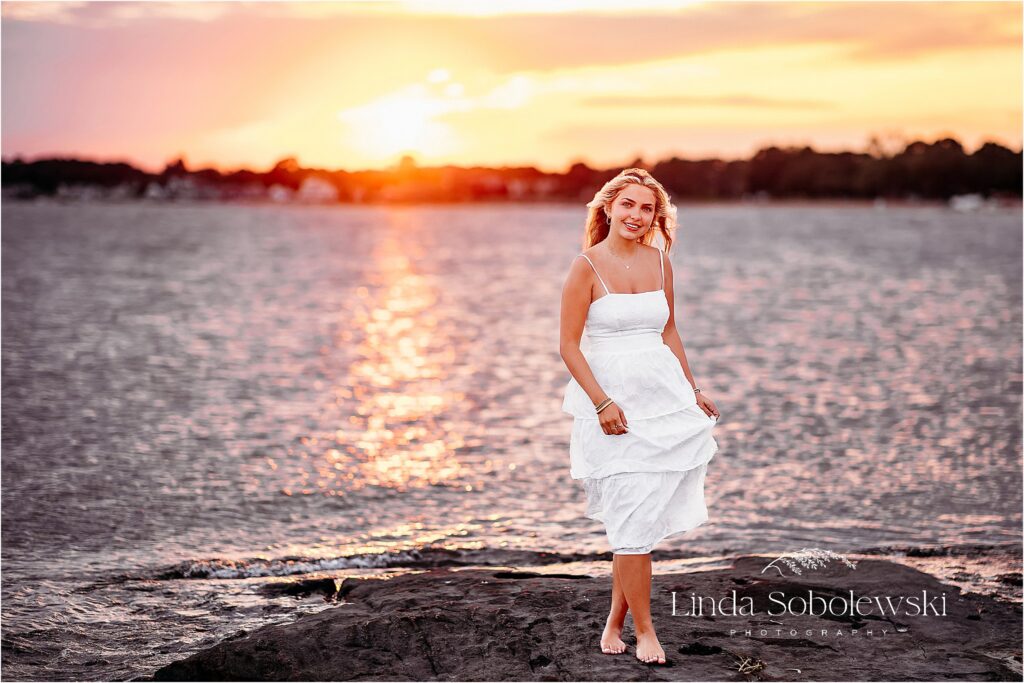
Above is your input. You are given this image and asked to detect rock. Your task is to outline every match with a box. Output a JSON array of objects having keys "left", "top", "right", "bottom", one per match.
[{"left": 152, "top": 556, "right": 1023, "bottom": 681}]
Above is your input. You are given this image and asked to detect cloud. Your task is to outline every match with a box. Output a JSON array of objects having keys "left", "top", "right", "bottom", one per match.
[
  {"left": 0, "top": 1, "right": 89, "bottom": 23},
  {"left": 0, "top": 0, "right": 705, "bottom": 26},
  {"left": 2, "top": 2, "right": 1017, "bottom": 73},
  {"left": 0, "top": 1, "right": 236, "bottom": 27},
  {"left": 580, "top": 94, "right": 837, "bottom": 110}
]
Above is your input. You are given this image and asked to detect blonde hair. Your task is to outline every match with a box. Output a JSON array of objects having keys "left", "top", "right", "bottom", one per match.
[{"left": 582, "top": 168, "right": 678, "bottom": 253}]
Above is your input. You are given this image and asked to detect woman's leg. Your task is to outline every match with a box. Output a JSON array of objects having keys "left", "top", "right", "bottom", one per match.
[
  {"left": 600, "top": 556, "right": 629, "bottom": 654},
  {"left": 616, "top": 553, "right": 666, "bottom": 664}
]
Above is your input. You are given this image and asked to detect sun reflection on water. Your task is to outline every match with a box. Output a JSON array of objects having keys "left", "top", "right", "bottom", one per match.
[{"left": 320, "top": 223, "right": 468, "bottom": 494}]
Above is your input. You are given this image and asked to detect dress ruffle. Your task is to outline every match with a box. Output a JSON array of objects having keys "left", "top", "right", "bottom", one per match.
[
  {"left": 582, "top": 465, "right": 713, "bottom": 554},
  {"left": 561, "top": 344, "right": 697, "bottom": 420},
  {"left": 568, "top": 405, "right": 718, "bottom": 480},
  {"left": 563, "top": 342, "right": 719, "bottom": 554}
]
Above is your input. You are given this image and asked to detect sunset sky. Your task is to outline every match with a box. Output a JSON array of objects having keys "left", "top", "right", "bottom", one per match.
[{"left": 2, "top": 0, "right": 1020, "bottom": 174}]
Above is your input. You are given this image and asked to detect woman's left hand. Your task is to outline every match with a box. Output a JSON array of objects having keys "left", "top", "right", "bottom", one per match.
[{"left": 696, "top": 392, "right": 720, "bottom": 420}]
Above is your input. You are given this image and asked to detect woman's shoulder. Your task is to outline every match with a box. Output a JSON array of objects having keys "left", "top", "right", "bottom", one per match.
[
  {"left": 569, "top": 248, "right": 596, "bottom": 274},
  {"left": 640, "top": 243, "right": 664, "bottom": 266},
  {"left": 576, "top": 246, "right": 604, "bottom": 269}
]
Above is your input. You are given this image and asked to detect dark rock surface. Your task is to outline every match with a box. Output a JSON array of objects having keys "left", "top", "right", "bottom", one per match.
[{"left": 152, "top": 556, "right": 1022, "bottom": 681}]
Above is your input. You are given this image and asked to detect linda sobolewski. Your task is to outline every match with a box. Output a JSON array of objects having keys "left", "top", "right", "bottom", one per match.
[{"left": 671, "top": 589, "right": 948, "bottom": 618}]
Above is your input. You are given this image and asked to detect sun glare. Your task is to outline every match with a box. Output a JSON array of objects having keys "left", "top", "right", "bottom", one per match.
[{"left": 336, "top": 74, "right": 474, "bottom": 164}]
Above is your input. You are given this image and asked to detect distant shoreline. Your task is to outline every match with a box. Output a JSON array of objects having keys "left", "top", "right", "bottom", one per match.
[
  {"left": 5, "top": 137, "right": 1021, "bottom": 205},
  {"left": 5, "top": 195, "right": 1021, "bottom": 210}
]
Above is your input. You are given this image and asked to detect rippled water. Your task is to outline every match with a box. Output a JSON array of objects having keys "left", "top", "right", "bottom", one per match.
[{"left": 2, "top": 200, "right": 1021, "bottom": 680}]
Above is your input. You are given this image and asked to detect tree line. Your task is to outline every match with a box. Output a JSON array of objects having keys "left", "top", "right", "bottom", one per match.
[{"left": 2, "top": 136, "right": 1019, "bottom": 202}]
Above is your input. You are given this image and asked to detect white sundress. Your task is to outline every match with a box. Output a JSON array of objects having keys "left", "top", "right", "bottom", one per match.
[{"left": 562, "top": 249, "right": 719, "bottom": 554}]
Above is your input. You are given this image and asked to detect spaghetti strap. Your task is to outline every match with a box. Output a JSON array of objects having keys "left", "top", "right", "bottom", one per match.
[
  {"left": 579, "top": 253, "right": 611, "bottom": 295},
  {"left": 659, "top": 249, "right": 665, "bottom": 290}
]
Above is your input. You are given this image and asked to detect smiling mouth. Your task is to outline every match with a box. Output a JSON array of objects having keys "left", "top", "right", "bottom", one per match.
[{"left": 625, "top": 222, "right": 641, "bottom": 231}]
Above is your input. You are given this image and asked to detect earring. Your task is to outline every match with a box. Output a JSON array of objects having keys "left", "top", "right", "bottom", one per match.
[{"left": 605, "top": 214, "right": 611, "bottom": 225}]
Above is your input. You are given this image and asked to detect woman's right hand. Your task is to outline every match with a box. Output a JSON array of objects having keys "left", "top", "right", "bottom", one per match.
[{"left": 599, "top": 402, "right": 629, "bottom": 435}]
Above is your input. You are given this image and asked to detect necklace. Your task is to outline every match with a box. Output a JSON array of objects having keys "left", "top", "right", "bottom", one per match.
[{"left": 605, "top": 241, "right": 640, "bottom": 270}]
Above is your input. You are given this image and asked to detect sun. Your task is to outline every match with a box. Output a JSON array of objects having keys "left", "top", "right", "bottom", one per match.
[{"left": 337, "top": 85, "right": 460, "bottom": 163}]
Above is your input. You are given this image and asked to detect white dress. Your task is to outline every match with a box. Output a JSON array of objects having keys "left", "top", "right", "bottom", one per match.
[{"left": 562, "top": 250, "right": 719, "bottom": 554}]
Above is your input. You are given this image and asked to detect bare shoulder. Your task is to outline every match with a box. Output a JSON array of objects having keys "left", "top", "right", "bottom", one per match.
[
  {"left": 563, "top": 253, "right": 596, "bottom": 304},
  {"left": 577, "top": 246, "right": 604, "bottom": 271},
  {"left": 643, "top": 243, "right": 666, "bottom": 264},
  {"left": 566, "top": 251, "right": 594, "bottom": 282}
]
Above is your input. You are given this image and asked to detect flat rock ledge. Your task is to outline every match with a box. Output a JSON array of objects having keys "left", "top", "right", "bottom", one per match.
[{"left": 151, "top": 556, "right": 1022, "bottom": 681}]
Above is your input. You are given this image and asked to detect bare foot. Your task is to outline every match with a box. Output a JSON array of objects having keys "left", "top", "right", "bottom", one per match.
[
  {"left": 600, "top": 621, "right": 627, "bottom": 655},
  {"left": 635, "top": 631, "right": 666, "bottom": 664}
]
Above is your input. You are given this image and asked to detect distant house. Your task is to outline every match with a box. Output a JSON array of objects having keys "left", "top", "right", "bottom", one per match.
[
  {"left": 55, "top": 183, "right": 103, "bottom": 201},
  {"left": 268, "top": 184, "right": 295, "bottom": 203},
  {"left": 1, "top": 183, "right": 36, "bottom": 200},
  {"left": 144, "top": 182, "right": 168, "bottom": 200},
  {"left": 296, "top": 176, "right": 338, "bottom": 203},
  {"left": 165, "top": 176, "right": 201, "bottom": 200},
  {"left": 949, "top": 193, "right": 984, "bottom": 212}
]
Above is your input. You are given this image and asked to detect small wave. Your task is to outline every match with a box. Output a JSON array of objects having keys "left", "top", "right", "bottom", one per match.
[
  {"left": 854, "top": 541, "right": 1022, "bottom": 558},
  {"left": 156, "top": 547, "right": 610, "bottom": 580},
  {"left": 155, "top": 542, "right": 1022, "bottom": 581}
]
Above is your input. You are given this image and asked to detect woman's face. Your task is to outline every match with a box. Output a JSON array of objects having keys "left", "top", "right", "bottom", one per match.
[{"left": 607, "top": 184, "right": 658, "bottom": 240}]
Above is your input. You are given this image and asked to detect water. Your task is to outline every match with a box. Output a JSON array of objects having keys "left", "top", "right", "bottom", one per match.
[{"left": 2, "top": 200, "right": 1021, "bottom": 680}]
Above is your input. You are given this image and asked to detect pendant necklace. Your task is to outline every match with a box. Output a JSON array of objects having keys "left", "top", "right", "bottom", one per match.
[{"left": 607, "top": 242, "right": 640, "bottom": 270}]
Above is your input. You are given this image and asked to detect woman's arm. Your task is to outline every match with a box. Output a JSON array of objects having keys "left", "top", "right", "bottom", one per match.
[
  {"left": 661, "top": 254, "right": 701, "bottom": 391},
  {"left": 559, "top": 256, "right": 608, "bottom": 407}
]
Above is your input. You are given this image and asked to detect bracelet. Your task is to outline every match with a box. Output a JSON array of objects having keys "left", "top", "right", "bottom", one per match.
[
  {"left": 693, "top": 387, "right": 702, "bottom": 394},
  {"left": 595, "top": 397, "right": 614, "bottom": 414}
]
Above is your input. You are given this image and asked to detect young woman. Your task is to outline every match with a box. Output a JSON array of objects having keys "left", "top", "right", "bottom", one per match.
[{"left": 559, "top": 168, "right": 720, "bottom": 665}]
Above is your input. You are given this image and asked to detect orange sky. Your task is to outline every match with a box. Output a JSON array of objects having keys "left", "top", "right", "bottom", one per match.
[{"left": 2, "top": 1, "right": 1020, "bottom": 173}]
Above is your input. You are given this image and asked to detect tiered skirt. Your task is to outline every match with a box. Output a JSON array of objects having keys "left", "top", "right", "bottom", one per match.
[{"left": 562, "top": 340, "right": 719, "bottom": 554}]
